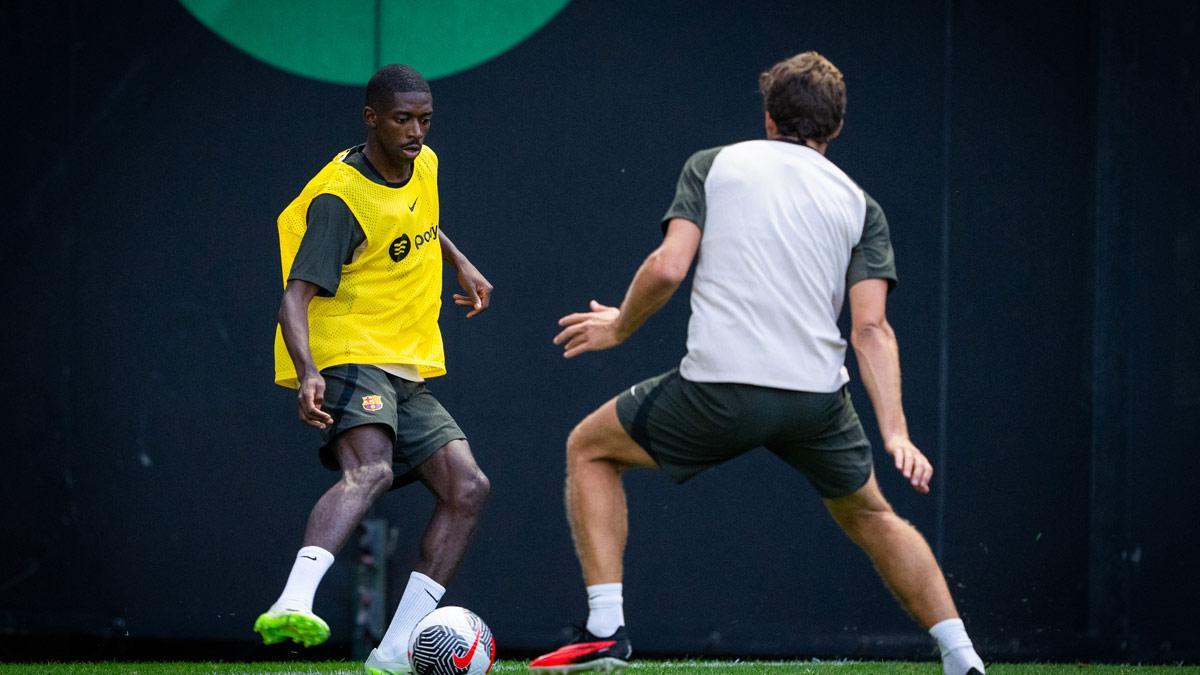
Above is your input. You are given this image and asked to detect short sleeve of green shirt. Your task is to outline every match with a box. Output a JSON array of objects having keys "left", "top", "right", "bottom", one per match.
[
  {"left": 846, "top": 191, "right": 898, "bottom": 291},
  {"left": 661, "top": 147, "right": 722, "bottom": 233},
  {"left": 287, "top": 193, "right": 367, "bottom": 297}
]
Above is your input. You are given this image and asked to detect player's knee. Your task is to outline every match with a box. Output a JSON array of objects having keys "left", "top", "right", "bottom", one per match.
[
  {"left": 448, "top": 469, "right": 490, "bottom": 514},
  {"left": 345, "top": 461, "right": 394, "bottom": 493},
  {"left": 566, "top": 423, "right": 600, "bottom": 465},
  {"left": 467, "top": 470, "right": 491, "bottom": 509},
  {"left": 832, "top": 501, "right": 895, "bottom": 540}
]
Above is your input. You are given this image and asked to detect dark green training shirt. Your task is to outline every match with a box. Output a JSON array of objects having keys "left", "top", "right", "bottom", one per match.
[{"left": 287, "top": 145, "right": 415, "bottom": 296}]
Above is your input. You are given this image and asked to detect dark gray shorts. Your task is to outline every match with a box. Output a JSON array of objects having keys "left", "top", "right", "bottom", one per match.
[
  {"left": 319, "top": 364, "right": 465, "bottom": 489},
  {"left": 615, "top": 368, "right": 873, "bottom": 498}
]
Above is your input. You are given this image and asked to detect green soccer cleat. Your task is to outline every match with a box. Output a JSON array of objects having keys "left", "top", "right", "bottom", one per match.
[{"left": 253, "top": 608, "right": 331, "bottom": 647}]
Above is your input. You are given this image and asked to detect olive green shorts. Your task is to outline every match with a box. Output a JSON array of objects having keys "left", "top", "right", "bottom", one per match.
[
  {"left": 615, "top": 368, "right": 873, "bottom": 498},
  {"left": 318, "top": 364, "right": 465, "bottom": 489}
]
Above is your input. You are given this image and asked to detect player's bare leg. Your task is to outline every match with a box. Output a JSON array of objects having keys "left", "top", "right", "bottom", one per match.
[
  {"left": 824, "top": 472, "right": 984, "bottom": 674},
  {"left": 370, "top": 439, "right": 490, "bottom": 673},
  {"left": 257, "top": 424, "right": 395, "bottom": 647},
  {"left": 413, "top": 439, "right": 491, "bottom": 584},
  {"left": 564, "top": 399, "right": 656, "bottom": 586},
  {"left": 530, "top": 398, "right": 654, "bottom": 672},
  {"left": 303, "top": 424, "right": 397, "bottom": 551},
  {"left": 824, "top": 472, "right": 954, "bottom": 626}
]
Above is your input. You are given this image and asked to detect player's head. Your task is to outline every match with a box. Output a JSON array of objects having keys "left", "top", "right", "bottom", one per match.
[
  {"left": 758, "top": 51, "right": 846, "bottom": 144},
  {"left": 363, "top": 64, "right": 433, "bottom": 164}
]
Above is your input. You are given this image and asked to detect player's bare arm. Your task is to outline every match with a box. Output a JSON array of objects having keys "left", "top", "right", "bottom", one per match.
[
  {"left": 554, "top": 218, "right": 701, "bottom": 358},
  {"left": 278, "top": 279, "right": 335, "bottom": 430},
  {"left": 848, "top": 278, "right": 931, "bottom": 493},
  {"left": 439, "top": 230, "right": 493, "bottom": 318}
]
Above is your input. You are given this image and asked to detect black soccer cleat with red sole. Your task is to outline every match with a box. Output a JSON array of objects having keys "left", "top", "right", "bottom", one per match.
[{"left": 528, "top": 624, "right": 631, "bottom": 673}]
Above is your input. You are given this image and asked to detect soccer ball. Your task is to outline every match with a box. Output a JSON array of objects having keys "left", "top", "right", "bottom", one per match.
[{"left": 408, "top": 606, "right": 496, "bottom": 675}]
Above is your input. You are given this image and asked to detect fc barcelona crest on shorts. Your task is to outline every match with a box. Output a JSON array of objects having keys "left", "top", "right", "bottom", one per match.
[{"left": 361, "top": 394, "right": 384, "bottom": 412}]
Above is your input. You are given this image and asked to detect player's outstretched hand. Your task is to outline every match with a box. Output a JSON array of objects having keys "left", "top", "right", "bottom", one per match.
[
  {"left": 554, "top": 300, "right": 623, "bottom": 358},
  {"left": 298, "top": 373, "right": 335, "bottom": 429},
  {"left": 453, "top": 262, "right": 493, "bottom": 318},
  {"left": 884, "top": 436, "right": 932, "bottom": 494}
]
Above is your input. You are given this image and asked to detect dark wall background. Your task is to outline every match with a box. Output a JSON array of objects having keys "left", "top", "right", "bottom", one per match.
[{"left": 2, "top": 0, "right": 1197, "bottom": 664}]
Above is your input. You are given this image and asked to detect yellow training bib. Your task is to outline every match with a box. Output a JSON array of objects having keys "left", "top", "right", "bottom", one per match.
[{"left": 273, "top": 147, "right": 444, "bottom": 388}]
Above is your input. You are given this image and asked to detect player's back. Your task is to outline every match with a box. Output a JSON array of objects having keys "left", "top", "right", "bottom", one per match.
[{"left": 681, "top": 139, "right": 867, "bottom": 393}]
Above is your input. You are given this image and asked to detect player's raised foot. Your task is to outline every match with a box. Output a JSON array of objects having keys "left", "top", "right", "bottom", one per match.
[
  {"left": 528, "top": 625, "right": 631, "bottom": 673},
  {"left": 364, "top": 647, "right": 413, "bottom": 674},
  {"left": 253, "top": 607, "right": 330, "bottom": 647}
]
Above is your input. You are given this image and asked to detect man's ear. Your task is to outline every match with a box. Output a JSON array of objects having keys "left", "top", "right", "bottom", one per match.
[
  {"left": 828, "top": 118, "right": 844, "bottom": 141},
  {"left": 363, "top": 106, "right": 377, "bottom": 129},
  {"left": 764, "top": 111, "right": 779, "bottom": 137}
]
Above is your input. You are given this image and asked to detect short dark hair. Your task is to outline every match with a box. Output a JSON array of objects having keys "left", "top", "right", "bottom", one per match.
[
  {"left": 365, "top": 64, "right": 431, "bottom": 110},
  {"left": 758, "top": 52, "right": 846, "bottom": 143}
]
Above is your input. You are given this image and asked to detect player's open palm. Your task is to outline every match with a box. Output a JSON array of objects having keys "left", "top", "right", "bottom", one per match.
[
  {"left": 555, "top": 300, "right": 623, "bottom": 358},
  {"left": 884, "top": 436, "right": 932, "bottom": 494},
  {"left": 297, "top": 374, "right": 335, "bottom": 429}
]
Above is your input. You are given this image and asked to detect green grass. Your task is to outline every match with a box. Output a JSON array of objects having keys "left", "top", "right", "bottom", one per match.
[{"left": 0, "top": 662, "right": 1196, "bottom": 674}]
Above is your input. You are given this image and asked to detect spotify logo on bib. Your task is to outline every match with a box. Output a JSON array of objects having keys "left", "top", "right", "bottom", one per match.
[{"left": 390, "top": 234, "right": 411, "bottom": 262}]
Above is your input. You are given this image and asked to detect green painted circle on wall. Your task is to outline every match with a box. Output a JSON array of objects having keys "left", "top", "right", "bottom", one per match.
[{"left": 178, "top": 0, "right": 570, "bottom": 84}]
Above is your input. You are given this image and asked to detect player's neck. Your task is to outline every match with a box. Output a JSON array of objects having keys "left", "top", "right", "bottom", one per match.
[
  {"left": 767, "top": 133, "right": 828, "bottom": 155},
  {"left": 362, "top": 139, "right": 415, "bottom": 183}
]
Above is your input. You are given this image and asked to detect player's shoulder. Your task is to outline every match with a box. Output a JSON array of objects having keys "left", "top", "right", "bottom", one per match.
[
  {"left": 678, "top": 145, "right": 727, "bottom": 179},
  {"left": 326, "top": 145, "right": 365, "bottom": 177},
  {"left": 861, "top": 188, "right": 881, "bottom": 209},
  {"left": 861, "top": 189, "right": 886, "bottom": 223},
  {"left": 296, "top": 148, "right": 354, "bottom": 194},
  {"left": 418, "top": 144, "right": 439, "bottom": 168},
  {"left": 836, "top": 177, "right": 879, "bottom": 228},
  {"left": 411, "top": 145, "right": 438, "bottom": 181},
  {"left": 326, "top": 145, "right": 365, "bottom": 174},
  {"left": 686, "top": 144, "right": 726, "bottom": 163}
]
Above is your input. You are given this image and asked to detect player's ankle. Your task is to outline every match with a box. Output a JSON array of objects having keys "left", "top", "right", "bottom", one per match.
[
  {"left": 269, "top": 599, "right": 312, "bottom": 614},
  {"left": 929, "top": 617, "right": 984, "bottom": 674},
  {"left": 585, "top": 582, "right": 624, "bottom": 637}
]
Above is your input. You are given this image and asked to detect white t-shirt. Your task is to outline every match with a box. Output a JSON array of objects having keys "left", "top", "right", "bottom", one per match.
[
  {"left": 378, "top": 363, "right": 424, "bottom": 382},
  {"left": 661, "top": 139, "right": 896, "bottom": 393}
]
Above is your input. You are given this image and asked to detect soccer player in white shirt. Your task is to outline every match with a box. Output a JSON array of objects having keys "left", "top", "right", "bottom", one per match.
[{"left": 531, "top": 52, "right": 985, "bottom": 675}]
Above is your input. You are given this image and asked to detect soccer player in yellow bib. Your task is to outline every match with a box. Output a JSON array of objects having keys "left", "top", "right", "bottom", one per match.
[{"left": 254, "top": 64, "right": 493, "bottom": 675}]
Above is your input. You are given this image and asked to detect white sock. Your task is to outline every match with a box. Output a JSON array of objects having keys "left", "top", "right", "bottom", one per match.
[
  {"left": 270, "top": 546, "right": 334, "bottom": 614},
  {"left": 929, "top": 618, "right": 985, "bottom": 674},
  {"left": 377, "top": 571, "right": 446, "bottom": 662},
  {"left": 585, "top": 583, "right": 624, "bottom": 638}
]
